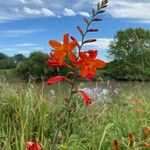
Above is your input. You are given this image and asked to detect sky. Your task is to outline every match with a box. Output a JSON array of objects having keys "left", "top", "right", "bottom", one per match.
[{"left": 0, "top": 0, "right": 150, "bottom": 61}]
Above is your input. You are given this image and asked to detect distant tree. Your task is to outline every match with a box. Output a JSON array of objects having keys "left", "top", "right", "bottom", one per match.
[
  {"left": 13, "top": 54, "right": 26, "bottom": 64},
  {"left": 0, "top": 53, "right": 7, "bottom": 59},
  {"left": 107, "top": 28, "right": 150, "bottom": 80},
  {"left": 0, "top": 53, "right": 16, "bottom": 69},
  {"left": 16, "top": 51, "right": 55, "bottom": 81}
]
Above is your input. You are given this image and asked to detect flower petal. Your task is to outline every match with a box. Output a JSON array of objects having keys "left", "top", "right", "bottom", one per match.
[
  {"left": 46, "top": 76, "right": 71, "bottom": 85},
  {"left": 69, "top": 41, "right": 77, "bottom": 50},
  {"left": 86, "top": 68, "right": 96, "bottom": 80},
  {"left": 128, "top": 132, "right": 134, "bottom": 147},
  {"left": 63, "top": 33, "right": 69, "bottom": 45},
  {"left": 26, "top": 141, "right": 43, "bottom": 150},
  {"left": 79, "top": 52, "right": 88, "bottom": 60},
  {"left": 49, "top": 40, "right": 62, "bottom": 49},
  {"left": 80, "top": 66, "right": 88, "bottom": 78},
  {"left": 94, "top": 59, "right": 106, "bottom": 68},
  {"left": 114, "top": 139, "right": 119, "bottom": 150},
  {"left": 68, "top": 52, "right": 76, "bottom": 62},
  {"left": 76, "top": 89, "right": 92, "bottom": 105},
  {"left": 87, "top": 50, "right": 97, "bottom": 59}
]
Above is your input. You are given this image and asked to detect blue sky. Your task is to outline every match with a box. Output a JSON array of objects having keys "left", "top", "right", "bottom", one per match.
[{"left": 0, "top": 0, "right": 150, "bottom": 61}]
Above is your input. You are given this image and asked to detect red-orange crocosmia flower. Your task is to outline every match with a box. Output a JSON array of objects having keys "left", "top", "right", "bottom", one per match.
[
  {"left": 26, "top": 141, "right": 43, "bottom": 150},
  {"left": 74, "top": 50, "right": 106, "bottom": 79},
  {"left": 49, "top": 33, "right": 77, "bottom": 65},
  {"left": 46, "top": 53, "right": 73, "bottom": 70},
  {"left": 128, "top": 132, "right": 134, "bottom": 147},
  {"left": 114, "top": 139, "right": 119, "bottom": 150},
  {"left": 46, "top": 76, "right": 71, "bottom": 85},
  {"left": 144, "top": 127, "right": 149, "bottom": 141},
  {"left": 76, "top": 89, "right": 92, "bottom": 105},
  {"left": 143, "top": 143, "right": 150, "bottom": 148},
  {"left": 46, "top": 53, "right": 67, "bottom": 67}
]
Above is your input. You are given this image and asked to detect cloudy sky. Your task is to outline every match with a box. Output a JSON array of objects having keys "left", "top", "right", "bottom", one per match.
[{"left": 0, "top": 0, "right": 150, "bottom": 61}]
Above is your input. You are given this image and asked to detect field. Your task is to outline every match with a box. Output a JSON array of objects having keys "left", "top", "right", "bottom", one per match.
[{"left": 0, "top": 80, "right": 150, "bottom": 150}]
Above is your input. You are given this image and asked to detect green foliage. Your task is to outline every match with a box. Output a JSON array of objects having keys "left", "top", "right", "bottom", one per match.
[
  {"left": 16, "top": 51, "right": 53, "bottom": 81},
  {"left": 0, "top": 53, "right": 16, "bottom": 69},
  {"left": 0, "top": 81, "right": 149, "bottom": 149},
  {"left": 107, "top": 28, "right": 150, "bottom": 80},
  {"left": 13, "top": 54, "right": 26, "bottom": 64}
]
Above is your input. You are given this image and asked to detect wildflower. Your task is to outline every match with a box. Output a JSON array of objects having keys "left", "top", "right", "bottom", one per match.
[
  {"left": 144, "top": 127, "right": 149, "bottom": 141},
  {"left": 46, "top": 76, "right": 72, "bottom": 85},
  {"left": 26, "top": 141, "right": 43, "bottom": 150},
  {"left": 143, "top": 143, "right": 150, "bottom": 148},
  {"left": 128, "top": 132, "right": 134, "bottom": 147},
  {"left": 73, "top": 50, "right": 106, "bottom": 79},
  {"left": 114, "top": 139, "right": 119, "bottom": 150},
  {"left": 49, "top": 33, "right": 77, "bottom": 65},
  {"left": 46, "top": 54, "right": 67, "bottom": 67},
  {"left": 76, "top": 89, "right": 92, "bottom": 105}
]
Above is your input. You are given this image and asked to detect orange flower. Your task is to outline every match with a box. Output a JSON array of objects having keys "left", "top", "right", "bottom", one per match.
[
  {"left": 74, "top": 50, "right": 106, "bottom": 79},
  {"left": 26, "top": 141, "right": 43, "bottom": 150},
  {"left": 143, "top": 143, "right": 150, "bottom": 148},
  {"left": 76, "top": 89, "right": 92, "bottom": 105},
  {"left": 128, "top": 132, "right": 134, "bottom": 147},
  {"left": 144, "top": 127, "right": 149, "bottom": 141},
  {"left": 49, "top": 33, "right": 77, "bottom": 65},
  {"left": 46, "top": 76, "right": 71, "bottom": 85},
  {"left": 46, "top": 53, "right": 67, "bottom": 67},
  {"left": 114, "top": 139, "right": 119, "bottom": 150}
]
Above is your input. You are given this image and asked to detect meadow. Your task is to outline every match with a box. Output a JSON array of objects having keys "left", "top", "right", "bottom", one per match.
[{"left": 0, "top": 80, "right": 150, "bottom": 150}]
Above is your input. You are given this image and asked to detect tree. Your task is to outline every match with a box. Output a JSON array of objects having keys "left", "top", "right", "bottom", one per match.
[
  {"left": 16, "top": 51, "right": 55, "bottom": 81},
  {"left": 0, "top": 53, "right": 16, "bottom": 69},
  {"left": 13, "top": 54, "right": 25, "bottom": 64},
  {"left": 107, "top": 28, "right": 150, "bottom": 80},
  {"left": 0, "top": 53, "right": 7, "bottom": 59}
]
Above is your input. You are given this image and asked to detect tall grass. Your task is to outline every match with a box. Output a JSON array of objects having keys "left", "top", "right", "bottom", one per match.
[{"left": 0, "top": 81, "right": 149, "bottom": 149}]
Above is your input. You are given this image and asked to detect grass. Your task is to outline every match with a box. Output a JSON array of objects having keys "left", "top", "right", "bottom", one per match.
[{"left": 0, "top": 81, "right": 150, "bottom": 150}]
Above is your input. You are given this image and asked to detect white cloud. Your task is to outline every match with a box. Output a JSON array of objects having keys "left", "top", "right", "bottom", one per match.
[
  {"left": 0, "top": 0, "right": 149, "bottom": 23},
  {"left": 19, "top": 0, "right": 27, "bottom": 4},
  {"left": 63, "top": 8, "right": 76, "bottom": 16},
  {"left": 78, "top": 12, "right": 90, "bottom": 17},
  {"left": 24, "top": 7, "right": 41, "bottom": 15},
  {"left": 0, "top": 46, "right": 44, "bottom": 56},
  {"left": 23, "top": 7, "right": 55, "bottom": 16},
  {"left": 41, "top": 8, "right": 55, "bottom": 16},
  {"left": 14, "top": 43, "right": 38, "bottom": 47},
  {"left": 31, "top": 0, "right": 43, "bottom": 5},
  {"left": 108, "top": 0, "right": 150, "bottom": 23},
  {"left": 0, "top": 29, "right": 46, "bottom": 37},
  {"left": 85, "top": 38, "right": 113, "bottom": 50}
]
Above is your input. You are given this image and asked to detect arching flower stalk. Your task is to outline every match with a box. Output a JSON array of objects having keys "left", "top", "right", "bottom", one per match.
[{"left": 45, "top": 0, "right": 108, "bottom": 149}]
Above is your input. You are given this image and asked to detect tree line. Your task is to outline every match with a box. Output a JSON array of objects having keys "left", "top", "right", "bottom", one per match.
[{"left": 0, "top": 28, "right": 150, "bottom": 81}]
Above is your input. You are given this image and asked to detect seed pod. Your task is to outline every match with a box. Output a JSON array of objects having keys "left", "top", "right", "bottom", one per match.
[
  {"left": 114, "top": 139, "right": 119, "bottom": 150},
  {"left": 98, "top": 10, "right": 105, "bottom": 14},
  {"left": 70, "top": 36, "right": 79, "bottom": 47},
  {"left": 92, "top": 8, "right": 95, "bottom": 15},
  {"left": 102, "top": 0, "right": 108, "bottom": 6},
  {"left": 83, "top": 39, "right": 97, "bottom": 44},
  {"left": 77, "top": 26, "right": 84, "bottom": 36},
  {"left": 128, "top": 132, "right": 134, "bottom": 147},
  {"left": 144, "top": 127, "right": 149, "bottom": 141},
  {"left": 88, "top": 29, "right": 99, "bottom": 32},
  {"left": 84, "top": 17, "right": 89, "bottom": 24},
  {"left": 93, "top": 18, "right": 102, "bottom": 22}
]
